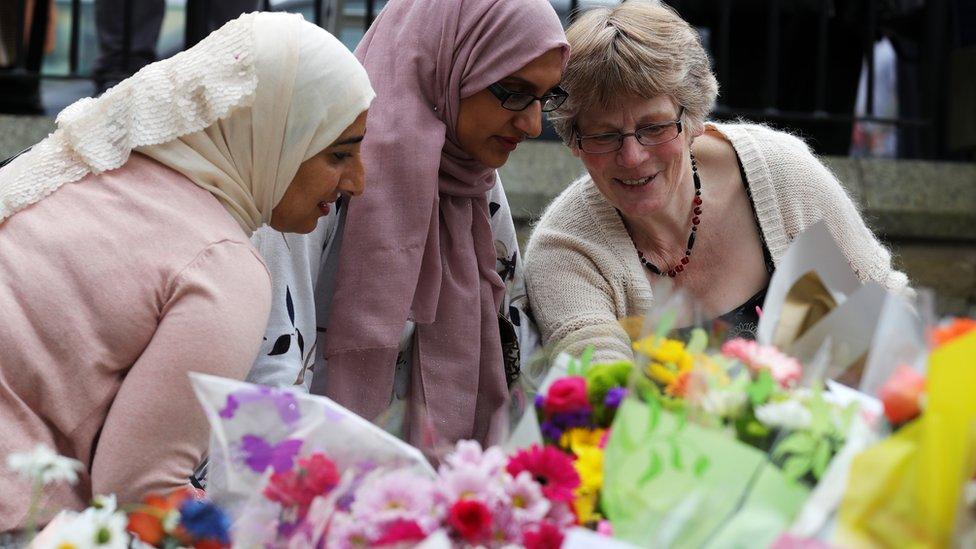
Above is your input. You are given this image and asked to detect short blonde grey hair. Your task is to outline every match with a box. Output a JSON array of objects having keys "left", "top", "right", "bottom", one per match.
[{"left": 550, "top": 0, "right": 719, "bottom": 144}]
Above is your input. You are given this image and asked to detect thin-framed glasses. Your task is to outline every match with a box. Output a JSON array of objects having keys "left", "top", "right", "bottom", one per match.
[
  {"left": 487, "top": 82, "right": 568, "bottom": 112},
  {"left": 574, "top": 107, "right": 685, "bottom": 154}
]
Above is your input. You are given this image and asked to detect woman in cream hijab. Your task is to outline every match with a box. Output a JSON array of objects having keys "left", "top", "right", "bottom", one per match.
[{"left": 0, "top": 12, "right": 373, "bottom": 530}]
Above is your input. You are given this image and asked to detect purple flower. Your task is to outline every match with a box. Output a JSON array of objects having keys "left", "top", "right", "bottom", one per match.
[
  {"left": 551, "top": 409, "right": 594, "bottom": 430},
  {"left": 535, "top": 394, "right": 546, "bottom": 409},
  {"left": 604, "top": 387, "right": 628, "bottom": 408},
  {"left": 541, "top": 421, "right": 564, "bottom": 441}
]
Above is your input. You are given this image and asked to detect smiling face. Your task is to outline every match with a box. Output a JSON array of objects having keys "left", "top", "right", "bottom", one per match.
[
  {"left": 573, "top": 95, "right": 694, "bottom": 220},
  {"left": 455, "top": 48, "right": 565, "bottom": 169},
  {"left": 270, "top": 110, "right": 368, "bottom": 234}
]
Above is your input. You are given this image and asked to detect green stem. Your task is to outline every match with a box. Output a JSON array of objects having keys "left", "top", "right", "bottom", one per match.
[{"left": 25, "top": 476, "right": 41, "bottom": 540}]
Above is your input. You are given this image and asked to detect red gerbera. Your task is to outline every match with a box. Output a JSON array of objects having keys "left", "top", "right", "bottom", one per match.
[
  {"left": 447, "top": 499, "right": 493, "bottom": 543},
  {"left": 506, "top": 445, "right": 580, "bottom": 503},
  {"left": 523, "top": 521, "right": 565, "bottom": 549}
]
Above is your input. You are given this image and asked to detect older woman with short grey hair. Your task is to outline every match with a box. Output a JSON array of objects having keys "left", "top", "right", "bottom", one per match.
[{"left": 525, "top": 0, "right": 910, "bottom": 362}]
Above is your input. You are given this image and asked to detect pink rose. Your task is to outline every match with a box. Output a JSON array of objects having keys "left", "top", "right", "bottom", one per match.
[{"left": 543, "top": 376, "right": 590, "bottom": 414}]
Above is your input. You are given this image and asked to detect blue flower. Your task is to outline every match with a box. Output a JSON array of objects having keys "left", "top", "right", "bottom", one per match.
[{"left": 179, "top": 499, "right": 231, "bottom": 544}]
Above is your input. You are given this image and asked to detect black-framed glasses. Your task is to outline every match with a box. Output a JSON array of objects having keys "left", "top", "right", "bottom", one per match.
[
  {"left": 487, "top": 82, "right": 568, "bottom": 112},
  {"left": 574, "top": 107, "right": 685, "bottom": 154}
]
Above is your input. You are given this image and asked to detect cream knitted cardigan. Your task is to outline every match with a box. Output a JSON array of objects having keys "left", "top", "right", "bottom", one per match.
[{"left": 524, "top": 122, "right": 910, "bottom": 363}]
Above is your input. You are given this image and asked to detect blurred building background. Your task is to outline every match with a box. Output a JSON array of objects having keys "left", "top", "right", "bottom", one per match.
[{"left": 1, "top": 0, "right": 974, "bottom": 315}]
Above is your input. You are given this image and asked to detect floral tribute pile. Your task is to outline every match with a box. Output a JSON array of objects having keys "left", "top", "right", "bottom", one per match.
[
  {"left": 249, "top": 440, "right": 576, "bottom": 547},
  {"left": 13, "top": 316, "right": 975, "bottom": 548}
]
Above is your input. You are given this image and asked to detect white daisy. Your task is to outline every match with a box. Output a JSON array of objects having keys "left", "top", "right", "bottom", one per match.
[{"left": 6, "top": 444, "right": 83, "bottom": 485}]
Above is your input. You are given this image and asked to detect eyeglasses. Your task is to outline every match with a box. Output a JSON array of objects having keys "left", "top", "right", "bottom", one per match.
[
  {"left": 487, "top": 82, "right": 568, "bottom": 112},
  {"left": 574, "top": 107, "right": 685, "bottom": 154}
]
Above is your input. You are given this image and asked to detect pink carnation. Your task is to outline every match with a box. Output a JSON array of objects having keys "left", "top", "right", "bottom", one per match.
[
  {"left": 373, "top": 519, "right": 428, "bottom": 546},
  {"left": 721, "top": 339, "right": 802, "bottom": 388},
  {"left": 523, "top": 521, "right": 565, "bottom": 549}
]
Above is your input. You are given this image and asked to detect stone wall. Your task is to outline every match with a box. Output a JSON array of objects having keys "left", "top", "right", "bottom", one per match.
[{"left": 3, "top": 115, "right": 974, "bottom": 316}]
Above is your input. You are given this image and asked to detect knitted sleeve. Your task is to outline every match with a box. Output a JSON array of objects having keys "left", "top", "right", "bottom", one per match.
[
  {"left": 525, "top": 220, "right": 634, "bottom": 364},
  {"left": 770, "top": 132, "right": 912, "bottom": 294}
]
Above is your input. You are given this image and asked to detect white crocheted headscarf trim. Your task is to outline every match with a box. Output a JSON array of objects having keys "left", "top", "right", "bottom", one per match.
[{"left": 0, "top": 12, "right": 374, "bottom": 234}]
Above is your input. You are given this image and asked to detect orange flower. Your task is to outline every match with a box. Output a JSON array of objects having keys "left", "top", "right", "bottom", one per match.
[
  {"left": 879, "top": 365, "right": 926, "bottom": 424},
  {"left": 127, "top": 510, "right": 166, "bottom": 545},
  {"left": 127, "top": 487, "right": 196, "bottom": 545},
  {"left": 666, "top": 371, "right": 693, "bottom": 398},
  {"left": 930, "top": 318, "right": 976, "bottom": 347}
]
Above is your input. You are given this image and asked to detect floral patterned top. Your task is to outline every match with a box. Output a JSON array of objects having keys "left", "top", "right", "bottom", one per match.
[{"left": 248, "top": 174, "right": 540, "bottom": 396}]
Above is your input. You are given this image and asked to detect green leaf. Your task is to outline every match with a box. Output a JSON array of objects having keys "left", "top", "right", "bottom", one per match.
[
  {"left": 782, "top": 454, "right": 813, "bottom": 481},
  {"left": 639, "top": 451, "right": 664, "bottom": 484},
  {"left": 811, "top": 439, "right": 832, "bottom": 479},
  {"left": 807, "top": 384, "right": 832, "bottom": 434},
  {"left": 687, "top": 328, "right": 708, "bottom": 354},
  {"left": 693, "top": 455, "right": 710, "bottom": 477},
  {"left": 567, "top": 357, "right": 579, "bottom": 376},
  {"left": 670, "top": 440, "right": 684, "bottom": 470},
  {"left": 647, "top": 398, "right": 661, "bottom": 432},
  {"left": 772, "top": 431, "right": 817, "bottom": 460},
  {"left": 655, "top": 310, "right": 677, "bottom": 339},
  {"left": 747, "top": 370, "right": 775, "bottom": 406},
  {"left": 675, "top": 409, "right": 687, "bottom": 431},
  {"left": 579, "top": 346, "right": 595, "bottom": 373}
]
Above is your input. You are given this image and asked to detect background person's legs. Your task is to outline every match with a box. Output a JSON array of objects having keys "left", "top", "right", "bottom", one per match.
[
  {"left": 92, "top": 0, "right": 164, "bottom": 94},
  {"left": 207, "top": 0, "right": 261, "bottom": 33}
]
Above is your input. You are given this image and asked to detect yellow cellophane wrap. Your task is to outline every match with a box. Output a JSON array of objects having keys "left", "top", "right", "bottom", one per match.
[{"left": 837, "top": 331, "right": 976, "bottom": 548}]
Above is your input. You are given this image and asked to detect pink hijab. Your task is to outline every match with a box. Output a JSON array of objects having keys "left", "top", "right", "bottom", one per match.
[{"left": 323, "top": 0, "right": 568, "bottom": 445}]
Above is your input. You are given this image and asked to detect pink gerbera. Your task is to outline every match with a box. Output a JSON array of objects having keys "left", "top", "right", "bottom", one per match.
[{"left": 506, "top": 445, "right": 580, "bottom": 504}]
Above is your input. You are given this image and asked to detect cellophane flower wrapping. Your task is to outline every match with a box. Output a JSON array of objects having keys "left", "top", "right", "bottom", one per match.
[{"left": 189, "top": 373, "right": 435, "bottom": 519}]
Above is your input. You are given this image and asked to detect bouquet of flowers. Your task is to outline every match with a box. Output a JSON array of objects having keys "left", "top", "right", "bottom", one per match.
[
  {"left": 232, "top": 440, "right": 577, "bottom": 547},
  {"left": 836, "top": 318, "right": 976, "bottom": 548},
  {"left": 8, "top": 445, "right": 231, "bottom": 549},
  {"left": 528, "top": 326, "right": 872, "bottom": 548},
  {"left": 190, "top": 374, "right": 582, "bottom": 548}
]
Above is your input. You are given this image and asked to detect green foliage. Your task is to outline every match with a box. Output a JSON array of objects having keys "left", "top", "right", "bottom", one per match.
[
  {"left": 769, "top": 386, "right": 859, "bottom": 483},
  {"left": 746, "top": 370, "right": 775, "bottom": 407}
]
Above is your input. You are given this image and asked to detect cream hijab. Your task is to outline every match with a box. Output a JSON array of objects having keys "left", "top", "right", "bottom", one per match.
[{"left": 0, "top": 12, "right": 374, "bottom": 234}]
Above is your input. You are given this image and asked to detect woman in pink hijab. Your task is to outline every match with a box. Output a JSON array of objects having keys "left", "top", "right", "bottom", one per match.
[{"left": 321, "top": 0, "right": 569, "bottom": 446}]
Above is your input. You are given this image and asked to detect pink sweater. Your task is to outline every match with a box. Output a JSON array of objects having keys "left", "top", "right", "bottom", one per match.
[{"left": 0, "top": 153, "right": 272, "bottom": 529}]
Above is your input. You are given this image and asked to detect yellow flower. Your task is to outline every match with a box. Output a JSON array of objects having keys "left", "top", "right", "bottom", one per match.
[
  {"left": 571, "top": 445, "right": 605, "bottom": 523},
  {"left": 634, "top": 337, "right": 696, "bottom": 394},
  {"left": 573, "top": 489, "right": 600, "bottom": 524},
  {"left": 560, "top": 428, "right": 606, "bottom": 455},
  {"left": 573, "top": 445, "right": 604, "bottom": 492}
]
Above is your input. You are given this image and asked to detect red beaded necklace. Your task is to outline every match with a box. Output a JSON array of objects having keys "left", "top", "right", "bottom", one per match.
[{"left": 628, "top": 152, "right": 703, "bottom": 278}]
